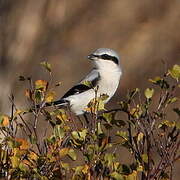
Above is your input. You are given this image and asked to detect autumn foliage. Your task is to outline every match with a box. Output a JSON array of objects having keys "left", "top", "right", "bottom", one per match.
[{"left": 0, "top": 63, "right": 179, "bottom": 180}]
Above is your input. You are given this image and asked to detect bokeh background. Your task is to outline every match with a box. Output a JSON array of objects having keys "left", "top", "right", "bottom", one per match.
[
  {"left": 0, "top": 0, "right": 180, "bottom": 112},
  {"left": 0, "top": 0, "right": 179, "bottom": 178}
]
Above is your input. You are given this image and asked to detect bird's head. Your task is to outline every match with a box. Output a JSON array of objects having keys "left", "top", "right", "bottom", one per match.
[{"left": 87, "top": 48, "right": 120, "bottom": 70}]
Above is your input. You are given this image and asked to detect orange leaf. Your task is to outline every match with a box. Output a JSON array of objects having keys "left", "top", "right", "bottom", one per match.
[
  {"left": 35, "top": 80, "right": 48, "bottom": 91},
  {"left": 1, "top": 115, "right": 9, "bottom": 126},
  {"left": 15, "top": 138, "right": 29, "bottom": 150}
]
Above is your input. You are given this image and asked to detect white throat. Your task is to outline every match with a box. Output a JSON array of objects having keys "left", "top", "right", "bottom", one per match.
[{"left": 94, "top": 59, "right": 121, "bottom": 73}]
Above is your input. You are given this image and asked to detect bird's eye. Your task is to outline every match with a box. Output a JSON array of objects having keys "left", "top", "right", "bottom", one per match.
[
  {"left": 101, "top": 54, "right": 111, "bottom": 60},
  {"left": 100, "top": 54, "right": 119, "bottom": 64}
]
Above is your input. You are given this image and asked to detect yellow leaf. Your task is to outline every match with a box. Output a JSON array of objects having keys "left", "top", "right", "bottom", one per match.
[
  {"left": 130, "top": 105, "right": 143, "bottom": 118},
  {"left": 56, "top": 109, "right": 68, "bottom": 122},
  {"left": 13, "top": 148, "right": 26, "bottom": 157},
  {"left": 137, "top": 165, "right": 143, "bottom": 172},
  {"left": 149, "top": 76, "right": 162, "bottom": 83},
  {"left": 60, "top": 162, "right": 69, "bottom": 170},
  {"left": 82, "top": 164, "right": 89, "bottom": 174},
  {"left": 11, "top": 156, "right": 20, "bottom": 168},
  {"left": 85, "top": 95, "right": 107, "bottom": 114},
  {"left": 40, "top": 61, "right": 52, "bottom": 73},
  {"left": 168, "top": 64, "right": 180, "bottom": 80},
  {"left": 137, "top": 132, "right": 144, "bottom": 142},
  {"left": 111, "top": 172, "right": 124, "bottom": 180},
  {"left": 45, "top": 91, "right": 56, "bottom": 102},
  {"left": 68, "top": 149, "right": 77, "bottom": 161},
  {"left": 125, "top": 170, "right": 137, "bottom": 180},
  {"left": 35, "top": 80, "right": 48, "bottom": 91},
  {"left": 14, "top": 109, "right": 24, "bottom": 116},
  {"left": 59, "top": 148, "right": 69, "bottom": 157},
  {"left": 144, "top": 88, "right": 154, "bottom": 99},
  {"left": 28, "top": 152, "right": 38, "bottom": 161}
]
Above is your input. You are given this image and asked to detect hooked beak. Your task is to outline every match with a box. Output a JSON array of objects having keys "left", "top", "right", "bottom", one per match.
[{"left": 87, "top": 54, "right": 96, "bottom": 60}]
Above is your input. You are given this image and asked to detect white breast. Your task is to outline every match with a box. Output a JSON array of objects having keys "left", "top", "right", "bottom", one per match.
[
  {"left": 65, "top": 60, "right": 122, "bottom": 115},
  {"left": 98, "top": 68, "right": 122, "bottom": 102}
]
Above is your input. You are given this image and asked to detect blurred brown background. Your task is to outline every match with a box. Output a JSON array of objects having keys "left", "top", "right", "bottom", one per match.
[
  {"left": 0, "top": 0, "right": 180, "bottom": 112},
  {"left": 0, "top": 0, "right": 179, "bottom": 178}
]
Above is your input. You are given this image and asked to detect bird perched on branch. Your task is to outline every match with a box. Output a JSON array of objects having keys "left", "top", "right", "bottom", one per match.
[{"left": 43, "top": 48, "right": 122, "bottom": 115}]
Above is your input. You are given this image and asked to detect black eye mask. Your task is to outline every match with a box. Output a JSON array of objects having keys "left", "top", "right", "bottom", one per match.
[{"left": 94, "top": 54, "right": 119, "bottom": 65}]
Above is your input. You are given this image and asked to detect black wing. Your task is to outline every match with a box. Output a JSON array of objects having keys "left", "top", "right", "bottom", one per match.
[
  {"left": 61, "top": 84, "right": 91, "bottom": 99},
  {"left": 62, "top": 70, "right": 100, "bottom": 98}
]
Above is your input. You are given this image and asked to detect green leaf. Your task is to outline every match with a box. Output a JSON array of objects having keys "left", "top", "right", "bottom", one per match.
[
  {"left": 149, "top": 77, "right": 169, "bottom": 89},
  {"left": 79, "top": 129, "right": 88, "bottom": 140},
  {"left": 86, "top": 95, "right": 107, "bottom": 113},
  {"left": 19, "top": 162, "right": 27, "bottom": 171},
  {"left": 116, "top": 131, "right": 128, "bottom": 140},
  {"left": 40, "top": 61, "right": 52, "bottom": 73},
  {"left": 61, "top": 162, "right": 69, "bottom": 170},
  {"left": 149, "top": 76, "right": 162, "bottom": 83},
  {"left": 72, "top": 131, "right": 80, "bottom": 140},
  {"left": 167, "top": 97, "right": 178, "bottom": 104},
  {"left": 97, "top": 122, "right": 103, "bottom": 135},
  {"left": 82, "top": 81, "right": 93, "bottom": 88},
  {"left": 73, "top": 165, "right": 84, "bottom": 174},
  {"left": 158, "top": 120, "right": 175, "bottom": 129},
  {"left": 97, "top": 99, "right": 106, "bottom": 111},
  {"left": 168, "top": 64, "right": 180, "bottom": 80},
  {"left": 72, "top": 129, "right": 87, "bottom": 142},
  {"left": 144, "top": 88, "right": 154, "bottom": 99},
  {"left": 103, "top": 112, "right": 114, "bottom": 123},
  {"left": 100, "top": 94, "right": 109, "bottom": 101},
  {"left": 10, "top": 156, "right": 20, "bottom": 168},
  {"left": 175, "top": 121, "right": 180, "bottom": 129},
  {"left": 104, "top": 153, "right": 115, "bottom": 167},
  {"left": 110, "top": 172, "right": 124, "bottom": 180},
  {"left": 130, "top": 105, "right": 143, "bottom": 119},
  {"left": 54, "top": 125, "right": 65, "bottom": 138},
  {"left": 141, "top": 154, "right": 148, "bottom": 163},
  {"left": 68, "top": 149, "right": 77, "bottom": 160}
]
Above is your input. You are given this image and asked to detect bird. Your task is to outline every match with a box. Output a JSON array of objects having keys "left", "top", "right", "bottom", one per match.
[{"left": 44, "top": 48, "right": 122, "bottom": 115}]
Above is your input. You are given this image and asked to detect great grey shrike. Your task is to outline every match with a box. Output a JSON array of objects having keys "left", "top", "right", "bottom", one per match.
[{"left": 45, "top": 48, "right": 122, "bottom": 115}]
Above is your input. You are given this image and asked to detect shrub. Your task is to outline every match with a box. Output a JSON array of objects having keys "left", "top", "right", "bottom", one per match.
[{"left": 0, "top": 63, "right": 179, "bottom": 180}]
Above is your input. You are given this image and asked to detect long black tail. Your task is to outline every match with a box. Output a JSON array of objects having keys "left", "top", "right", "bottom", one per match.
[
  {"left": 34, "top": 99, "right": 69, "bottom": 110},
  {"left": 51, "top": 99, "right": 69, "bottom": 107}
]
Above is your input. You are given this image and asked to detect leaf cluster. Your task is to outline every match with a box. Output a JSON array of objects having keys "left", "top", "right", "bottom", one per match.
[{"left": 0, "top": 63, "right": 179, "bottom": 180}]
